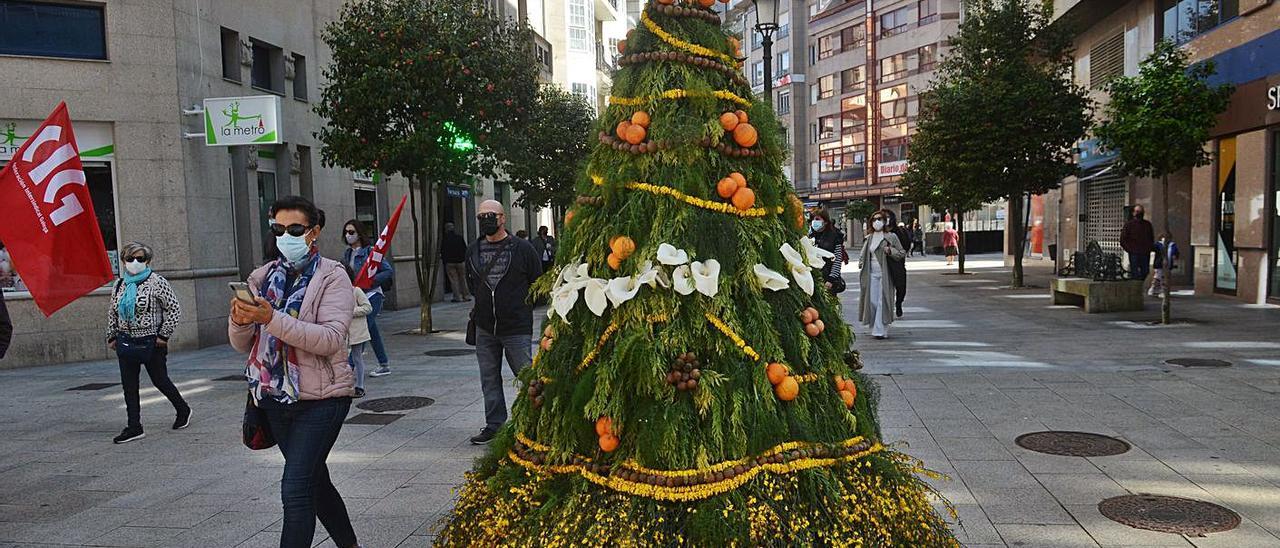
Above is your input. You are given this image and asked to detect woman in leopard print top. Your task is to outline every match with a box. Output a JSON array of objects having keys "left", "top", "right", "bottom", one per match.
[{"left": 106, "top": 241, "right": 190, "bottom": 444}]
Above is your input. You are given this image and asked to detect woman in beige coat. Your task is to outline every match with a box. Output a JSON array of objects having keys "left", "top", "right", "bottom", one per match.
[{"left": 859, "top": 211, "right": 907, "bottom": 339}]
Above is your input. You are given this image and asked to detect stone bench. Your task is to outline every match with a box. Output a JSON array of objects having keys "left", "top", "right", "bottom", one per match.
[{"left": 1051, "top": 277, "right": 1145, "bottom": 313}]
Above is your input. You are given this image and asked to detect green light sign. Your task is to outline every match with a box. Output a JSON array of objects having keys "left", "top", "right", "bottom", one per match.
[{"left": 443, "top": 122, "right": 475, "bottom": 152}]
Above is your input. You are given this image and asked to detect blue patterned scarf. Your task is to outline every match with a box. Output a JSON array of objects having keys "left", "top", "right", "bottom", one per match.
[
  {"left": 117, "top": 268, "right": 152, "bottom": 324},
  {"left": 246, "top": 250, "right": 319, "bottom": 404}
]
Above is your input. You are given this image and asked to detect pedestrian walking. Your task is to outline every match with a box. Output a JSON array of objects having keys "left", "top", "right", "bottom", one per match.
[
  {"left": 441, "top": 222, "right": 470, "bottom": 302},
  {"left": 942, "top": 223, "right": 959, "bottom": 266},
  {"left": 808, "top": 209, "right": 847, "bottom": 293},
  {"left": 911, "top": 220, "right": 926, "bottom": 257},
  {"left": 344, "top": 265, "right": 373, "bottom": 398},
  {"left": 884, "top": 211, "right": 911, "bottom": 318},
  {"left": 228, "top": 195, "right": 362, "bottom": 548},
  {"left": 1120, "top": 205, "right": 1155, "bottom": 281},
  {"left": 467, "top": 200, "right": 542, "bottom": 445},
  {"left": 341, "top": 220, "right": 395, "bottom": 378},
  {"left": 532, "top": 225, "right": 557, "bottom": 274},
  {"left": 1150, "top": 232, "right": 1180, "bottom": 297},
  {"left": 107, "top": 241, "right": 190, "bottom": 444},
  {"left": 0, "top": 292, "right": 12, "bottom": 360},
  {"left": 858, "top": 213, "right": 907, "bottom": 339}
]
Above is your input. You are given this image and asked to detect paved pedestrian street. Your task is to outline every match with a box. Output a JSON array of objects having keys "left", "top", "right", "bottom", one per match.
[{"left": 1, "top": 254, "right": 1278, "bottom": 547}]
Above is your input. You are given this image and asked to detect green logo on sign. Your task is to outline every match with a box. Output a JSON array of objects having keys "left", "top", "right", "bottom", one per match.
[
  {"left": 222, "top": 101, "right": 266, "bottom": 137},
  {"left": 1, "top": 123, "right": 29, "bottom": 146}
]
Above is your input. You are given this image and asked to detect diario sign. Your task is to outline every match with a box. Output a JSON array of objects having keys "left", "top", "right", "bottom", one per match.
[
  {"left": 877, "top": 160, "right": 908, "bottom": 178},
  {"left": 203, "top": 96, "right": 282, "bottom": 146}
]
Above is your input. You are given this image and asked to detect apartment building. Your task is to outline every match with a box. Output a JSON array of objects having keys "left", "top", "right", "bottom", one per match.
[{"left": 1048, "top": 0, "right": 1279, "bottom": 304}]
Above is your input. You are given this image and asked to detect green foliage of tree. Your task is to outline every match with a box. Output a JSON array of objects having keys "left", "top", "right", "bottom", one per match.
[
  {"left": 1094, "top": 39, "right": 1232, "bottom": 323},
  {"left": 907, "top": 0, "right": 1091, "bottom": 285},
  {"left": 315, "top": 0, "right": 538, "bottom": 332},
  {"left": 506, "top": 86, "right": 597, "bottom": 221}
]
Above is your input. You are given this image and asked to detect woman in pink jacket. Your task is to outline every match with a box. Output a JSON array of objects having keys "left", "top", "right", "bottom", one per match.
[{"left": 229, "top": 195, "right": 361, "bottom": 548}]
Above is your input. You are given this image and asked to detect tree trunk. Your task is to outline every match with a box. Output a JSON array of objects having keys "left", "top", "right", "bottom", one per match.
[
  {"left": 1009, "top": 194, "right": 1025, "bottom": 288},
  {"left": 409, "top": 173, "right": 442, "bottom": 334},
  {"left": 957, "top": 212, "right": 966, "bottom": 275},
  {"left": 1161, "top": 173, "right": 1171, "bottom": 325},
  {"left": 408, "top": 176, "right": 431, "bottom": 334}
]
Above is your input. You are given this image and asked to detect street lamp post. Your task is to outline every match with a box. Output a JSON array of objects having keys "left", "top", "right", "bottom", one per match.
[{"left": 752, "top": 0, "right": 779, "bottom": 104}]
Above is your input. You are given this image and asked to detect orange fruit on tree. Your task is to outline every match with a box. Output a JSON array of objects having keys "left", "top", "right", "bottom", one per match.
[
  {"left": 564, "top": 209, "right": 575, "bottom": 226},
  {"left": 733, "top": 123, "right": 758, "bottom": 148},
  {"left": 599, "top": 433, "right": 619, "bottom": 452},
  {"left": 806, "top": 307, "right": 820, "bottom": 321},
  {"left": 840, "top": 389, "right": 855, "bottom": 409},
  {"left": 610, "top": 235, "right": 636, "bottom": 258},
  {"left": 617, "top": 40, "right": 627, "bottom": 54},
  {"left": 630, "top": 110, "right": 650, "bottom": 128},
  {"left": 716, "top": 178, "right": 738, "bottom": 199},
  {"left": 728, "top": 171, "right": 746, "bottom": 188},
  {"left": 846, "top": 381, "right": 857, "bottom": 401},
  {"left": 813, "top": 319, "right": 825, "bottom": 333},
  {"left": 774, "top": 376, "right": 799, "bottom": 401},
  {"left": 595, "top": 416, "right": 613, "bottom": 437},
  {"left": 804, "top": 322, "right": 821, "bottom": 337},
  {"left": 735, "top": 110, "right": 749, "bottom": 124},
  {"left": 766, "top": 362, "right": 789, "bottom": 385},
  {"left": 624, "top": 123, "right": 647, "bottom": 145},
  {"left": 615, "top": 120, "right": 631, "bottom": 140},
  {"left": 540, "top": 337, "right": 552, "bottom": 351},
  {"left": 607, "top": 253, "right": 622, "bottom": 270},
  {"left": 731, "top": 187, "right": 755, "bottom": 211},
  {"left": 697, "top": 0, "right": 716, "bottom": 8},
  {"left": 719, "top": 112, "right": 739, "bottom": 131}
]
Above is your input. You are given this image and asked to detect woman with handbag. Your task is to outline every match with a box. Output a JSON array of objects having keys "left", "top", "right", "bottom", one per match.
[
  {"left": 808, "top": 209, "right": 848, "bottom": 294},
  {"left": 342, "top": 219, "right": 394, "bottom": 378},
  {"left": 858, "top": 212, "right": 907, "bottom": 340},
  {"left": 107, "top": 241, "right": 190, "bottom": 444},
  {"left": 229, "top": 196, "right": 362, "bottom": 548}
]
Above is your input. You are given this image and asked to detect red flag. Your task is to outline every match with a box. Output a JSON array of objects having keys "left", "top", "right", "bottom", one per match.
[
  {"left": 0, "top": 102, "right": 112, "bottom": 316},
  {"left": 353, "top": 195, "right": 407, "bottom": 290}
]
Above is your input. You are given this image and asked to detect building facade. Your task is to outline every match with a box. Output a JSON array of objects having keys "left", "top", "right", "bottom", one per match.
[{"left": 1047, "top": 0, "right": 1279, "bottom": 304}]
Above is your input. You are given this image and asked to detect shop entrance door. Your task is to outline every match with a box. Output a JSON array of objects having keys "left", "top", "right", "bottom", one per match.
[{"left": 1215, "top": 137, "right": 1237, "bottom": 294}]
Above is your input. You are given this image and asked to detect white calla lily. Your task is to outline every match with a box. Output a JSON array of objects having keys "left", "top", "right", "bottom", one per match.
[
  {"left": 791, "top": 264, "right": 816, "bottom": 295},
  {"left": 606, "top": 275, "right": 644, "bottom": 308},
  {"left": 656, "top": 243, "right": 690, "bottom": 265},
  {"left": 690, "top": 259, "right": 721, "bottom": 297},
  {"left": 551, "top": 282, "right": 582, "bottom": 321},
  {"left": 800, "top": 237, "right": 834, "bottom": 269},
  {"left": 635, "top": 261, "right": 664, "bottom": 288},
  {"left": 753, "top": 264, "right": 791, "bottom": 291},
  {"left": 672, "top": 264, "right": 695, "bottom": 295},
  {"left": 582, "top": 278, "right": 610, "bottom": 317},
  {"left": 780, "top": 242, "right": 807, "bottom": 271}
]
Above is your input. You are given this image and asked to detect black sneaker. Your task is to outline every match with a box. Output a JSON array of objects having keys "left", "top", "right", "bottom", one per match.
[
  {"left": 354, "top": 387, "right": 366, "bottom": 399},
  {"left": 896, "top": 304, "right": 904, "bottom": 317},
  {"left": 173, "top": 407, "right": 192, "bottom": 430},
  {"left": 469, "top": 427, "right": 498, "bottom": 445},
  {"left": 113, "top": 427, "right": 145, "bottom": 444}
]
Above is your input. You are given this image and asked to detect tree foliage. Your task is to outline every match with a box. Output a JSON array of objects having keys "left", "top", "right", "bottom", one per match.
[
  {"left": 506, "top": 86, "right": 596, "bottom": 214},
  {"left": 315, "top": 0, "right": 539, "bottom": 332}
]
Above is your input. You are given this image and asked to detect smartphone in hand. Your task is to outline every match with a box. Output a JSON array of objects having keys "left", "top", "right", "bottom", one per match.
[{"left": 228, "top": 282, "right": 256, "bottom": 304}]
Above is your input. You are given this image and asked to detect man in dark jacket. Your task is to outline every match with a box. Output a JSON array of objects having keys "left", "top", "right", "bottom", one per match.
[
  {"left": 0, "top": 294, "right": 11, "bottom": 359},
  {"left": 441, "top": 222, "right": 469, "bottom": 302},
  {"left": 884, "top": 210, "right": 911, "bottom": 317},
  {"left": 466, "top": 200, "right": 542, "bottom": 445},
  {"left": 1120, "top": 205, "right": 1155, "bottom": 281}
]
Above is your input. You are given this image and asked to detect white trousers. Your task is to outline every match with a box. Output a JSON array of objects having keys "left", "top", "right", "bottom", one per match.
[{"left": 869, "top": 272, "right": 888, "bottom": 337}]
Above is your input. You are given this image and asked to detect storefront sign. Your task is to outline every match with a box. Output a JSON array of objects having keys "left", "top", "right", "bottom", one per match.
[
  {"left": 1078, "top": 138, "right": 1116, "bottom": 170},
  {"left": 203, "top": 95, "right": 281, "bottom": 146},
  {"left": 1268, "top": 84, "right": 1279, "bottom": 110},
  {"left": 0, "top": 120, "right": 113, "bottom": 161},
  {"left": 446, "top": 185, "right": 471, "bottom": 198},
  {"left": 877, "top": 160, "right": 908, "bottom": 178}
]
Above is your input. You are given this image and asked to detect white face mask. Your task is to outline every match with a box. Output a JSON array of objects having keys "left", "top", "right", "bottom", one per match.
[
  {"left": 345, "top": 233, "right": 360, "bottom": 245},
  {"left": 124, "top": 260, "right": 147, "bottom": 275},
  {"left": 872, "top": 219, "right": 885, "bottom": 231}
]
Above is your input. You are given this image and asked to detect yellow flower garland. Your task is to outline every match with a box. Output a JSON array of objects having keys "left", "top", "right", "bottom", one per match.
[
  {"left": 609, "top": 88, "right": 752, "bottom": 108},
  {"left": 704, "top": 312, "right": 761, "bottom": 361},
  {"left": 793, "top": 373, "right": 821, "bottom": 384},
  {"left": 591, "top": 175, "right": 784, "bottom": 219},
  {"left": 577, "top": 322, "right": 621, "bottom": 372},
  {"left": 640, "top": 11, "right": 739, "bottom": 68},
  {"left": 623, "top": 435, "right": 870, "bottom": 477}
]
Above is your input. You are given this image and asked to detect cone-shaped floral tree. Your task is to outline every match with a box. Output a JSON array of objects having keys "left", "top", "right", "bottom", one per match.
[{"left": 437, "top": 2, "right": 957, "bottom": 545}]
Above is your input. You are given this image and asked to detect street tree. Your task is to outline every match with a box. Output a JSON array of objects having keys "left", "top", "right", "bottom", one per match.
[
  {"left": 1094, "top": 40, "right": 1232, "bottom": 324},
  {"left": 506, "top": 86, "right": 596, "bottom": 224},
  {"left": 916, "top": 0, "right": 1091, "bottom": 286},
  {"left": 315, "top": 0, "right": 539, "bottom": 333}
]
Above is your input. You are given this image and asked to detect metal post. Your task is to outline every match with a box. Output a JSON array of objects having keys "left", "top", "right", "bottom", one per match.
[{"left": 762, "top": 32, "right": 773, "bottom": 103}]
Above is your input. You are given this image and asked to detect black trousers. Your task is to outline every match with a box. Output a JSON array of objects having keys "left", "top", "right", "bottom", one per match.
[
  {"left": 118, "top": 344, "right": 188, "bottom": 429},
  {"left": 887, "top": 258, "right": 907, "bottom": 309}
]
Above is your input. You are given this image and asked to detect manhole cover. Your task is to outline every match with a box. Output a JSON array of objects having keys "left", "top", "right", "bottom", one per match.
[
  {"left": 1098, "top": 494, "right": 1240, "bottom": 535},
  {"left": 213, "top": 375, "right": 244, "bottom": 381},
  {"left": 424, "top": 348, "right": 473, "bottom": 357},
  {"left": 1165, "top": 358, "right": 1232, "bottom": 368},
  {"left": 345, "top": 413, "right": 403, "bottom": 425},
  {"left": 356, "top": 396, "right": 434, "bottom": 413},
  {"left": 67, "top": 382, "right": 118, "bottom": 391},
  {"left": 1015, "top": 431, "right": 1130, "bottom": 457}
]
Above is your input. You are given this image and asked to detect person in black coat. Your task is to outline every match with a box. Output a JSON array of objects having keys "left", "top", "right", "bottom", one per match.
[
  {"left": 882, "top": 210, "right": 911, "bottom": 318},
  {"left": 441, "top": 222, "right": 470, "bottom": 302},
  {"left": 808, "top": 209, "right": 848, "bottom": 292},
  {"left": 0, "top": 294, "right": 11, "bottom": 359}
]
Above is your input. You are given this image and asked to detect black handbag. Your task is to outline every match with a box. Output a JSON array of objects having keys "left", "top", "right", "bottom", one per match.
[
  {"left": 241, "top": 393, "right": 275, "bottom": 450},
  {"left": 828, "top": 275, "right": 847, "bottom": 294}
]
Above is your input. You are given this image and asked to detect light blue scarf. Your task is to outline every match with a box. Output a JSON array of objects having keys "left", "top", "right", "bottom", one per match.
[{"left": 117, "top": 267, "right": 152, "bottom": 324}]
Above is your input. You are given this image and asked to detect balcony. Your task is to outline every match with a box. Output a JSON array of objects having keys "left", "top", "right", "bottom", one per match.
[
  {"left": 533, "top": 32, "right": 553, "bottom": 83},
  {"left": 595, "top": 0, "right": 620, "bottom": 22},
  {"left": 596, "top": 42, "right": 614, "bottom": 73}
]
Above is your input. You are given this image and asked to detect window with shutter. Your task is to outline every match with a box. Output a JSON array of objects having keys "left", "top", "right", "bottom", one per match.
[{"left": 1089, "top": 32, "right": 1124, "bottom": 89}]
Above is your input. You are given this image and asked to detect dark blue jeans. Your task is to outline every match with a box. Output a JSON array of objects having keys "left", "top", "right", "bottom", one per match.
[
  {"left": 475, "top": 329, "right": 532, "bottom": 430},
  {"left": 262, "top": 398, "right": 357, "bottom": 548},
  {"left": 1128, "top": 252, "right": 1151, "bottom": 280},
  {"left": 366, "top": 292, "right": 389, "bottom": 367}
]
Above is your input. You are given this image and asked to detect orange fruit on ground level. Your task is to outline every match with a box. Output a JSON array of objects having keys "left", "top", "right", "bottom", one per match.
[
  {"left": 595, "top": 416, "right": 613, "bottom": 437},
  {"left": 735, "top": 110, "right": 749, "bottom": 124},
  {"left": 766, "top": 362, "right": 789, "bottom": 385},
  {"left": 609, "top": 235, "right": 636, "bottom": 257},
  {"left": 840, "top": 389, "right": 855, "bottom": 409},
  {"left": 630, "top": 110, "right": 650, "bottom": 128},
  {"left": 716, "top": 178, "right": 738, "bottom": 199},
  {"left": 775, "top": 376, "right": 799, "bottom": 401},
  {"left": 804, "top": 322, "right": 821, "bottom": 337},
  {"left": 728, "top": 171, "right": 746, "bottom": 188},
  {"left": 733, "top": 123, "right": 758, "bottom": 147},
  {"left": 607, "top": 253, "right": 622, "bottom": 270},
  {"left": 624, "top": 123, "right": 647, "bottom": 145},
  {"left": 731, "top": 187, "right": 755, "bottom": 211},
  {"left": 615, "top": 120, "right": 631, "bottom": 140},
  {"left": 719, "top": 112, "right": 739, "bottom": 131},
  {"left": 599, "top": 434, "right": 620, "bottom": 452}
]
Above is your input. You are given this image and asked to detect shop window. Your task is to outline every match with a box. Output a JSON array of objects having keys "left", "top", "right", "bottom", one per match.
[
  {"left": 1160, "top": 0, "right": 1238, "bottom": 45},
  {"left": 0, "top": 165, "right": 116, "bottom": 291},
  {"left": 251, "top": 39, "right": 285, "bottom": 95},
  {"left": 1269, "top": 131, "right": 1280, "bottom": 299},
  {"left": 292, "top": 53, "right": 308, "bottom": 101},
  {"left": 918, "top": 0, "right": 939, "bottom": 25},
  {"left": 0, "top": 0, "right": 106, "bottom": 60},
  {"left": 1215, "top": 136, "right": 1237, "bottom": 293},
  {"left": 220, "top": 28, "right": 241, "bottom": 82},
  {"left": 355, "top": 187, "right": 378, "bottom": 231}
]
